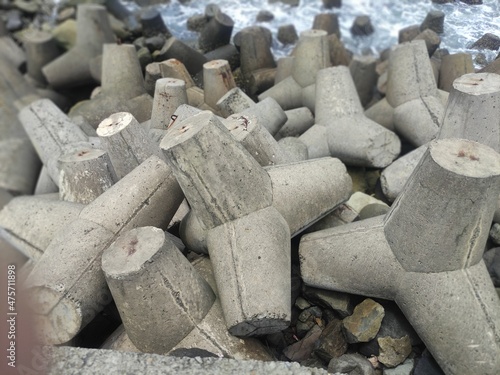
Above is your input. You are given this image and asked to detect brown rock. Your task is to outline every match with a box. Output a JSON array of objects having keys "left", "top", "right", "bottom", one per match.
[
  {"left": 342, "top": 298, "right": 385, "bottom": 343},
  {"left": 471, "top": 33, "right": 500, "bottom": 51},
  {"left": 377, "top": 335, "right": 412, "bottom": 368},
  {"left": 315, "top": 319, "right": 348, "bottom": 362},
  {"left": 283, "top": 325, "right": 323, "bottom": 361}
]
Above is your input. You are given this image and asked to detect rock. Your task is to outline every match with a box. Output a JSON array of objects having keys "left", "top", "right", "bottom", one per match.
[
  {"left": 278, "top": 24, "right": 298, "bottom": 45},
  {"left": 302, "top": 286, "right": 355, "bottom": 318},
  {"left": 420, "top": 10, "right": 445, "bottom": 34},
  {"left": 6, "top": 10, "right": 23, "bottom": 32},
  {"left": 269, "top": 0, "right": 300, "bottom": 6},
  {"left": 460, "top": 0, "right": 482, "bottom": 4},
  {"left": 431, "top": 0, "right": 453, "bottom": 3},
  {"left": 314, "top": 319, "right": 348, "bottom": 362},
  {"left": 329, "top": 34, "right": 352, "bottom": 66},
  {"left": 283, "top": 325, "right": 323, "bottom": 362},
  {"left": 383, "top": 358, "right": 414, "bottom": 375},
  {"left": 351, "top": 16, "right": 374, "bottom": 37},
  {"left": 297, "top": 306, "right": 323, "bottom": 337},
  {"left": 413, "top": 29, "right": 441, "bottom": 56},
  {"left": 490, "top": 223, "right": 500, "bottom": 245},
  {"left": 295, "top": 297, "right": 312, "bottom": 310},
  {"left": 322, "top": 0, "right": 341, "bottom": 8},
  {"left": 187, "top": 14, "right": 207, "bottom": 32},
  {"left": 137, "top": 47, "right": 152, "bottom": 70},
  {"left": 342, "top": 299, "right": 385, "bottom": 343},
  {"left": 398, "top": 25, "right": 420, "bottom": 44},
  {"left": 328, "top": 353, "right": 376, "bottom": 375},
  {"left": 471, "top": 33, "right": 500, "bottom": 51},
  {"left": 256, "top": 10, "right": 274, "bottom": 22},
  {"left": 377, "top": 336, "right": 412, "bottom": 367},
  {"left": 145, "top": 35, "right": 166, "bottom": 52},
  {"left": 484, "top": 247, "right": 500, "bottom": 287},
  {"left": 413, "top": 349, "right": 445, "bottom": 375},
  {"left": 300, "top": 357, "right": 328, "bottom": 370},
  {"left": 474, "top": 52, "right": 488, "bottom": 67}
]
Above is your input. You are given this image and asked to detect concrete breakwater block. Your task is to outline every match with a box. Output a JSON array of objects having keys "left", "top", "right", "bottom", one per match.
[{"left": 300, "top": 138, "right": 500, "bottom": 375}]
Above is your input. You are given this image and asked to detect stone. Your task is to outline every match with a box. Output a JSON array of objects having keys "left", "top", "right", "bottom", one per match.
[
  {"left": 490, "top": 223, "right": 500, "bottom": 245},
  {"left": 420, "top": 10, "right": 445, "bottom": 34},
  {"left": 377, "top": 336, "right": 412, "bottom": 368},
  {"left": 278, "top": 24, "right": 299, "bottom": 45},
  {"left": 269, "top": 0, "right": 300, "bottom": 6},
  {"left": 383, "top": 358, "right": 414, "bottom": 375},
  {"left": 484, "top": 247, "right": 500, "bottom": 287},
  {"left": 283, "top": 325, "right": 323, "bottom": 362},
  {"left": 351, "top": 16, "right": 374, "bottom": 37},
  {"left": 187, "top": 14, "right": 207, "bottom": 32},
  {"left": 302, "top": 286, "right": 355, "bottom": 318},
  {"left": 413, "top": 349, "right": 445, "bottom": 375},
  {"left": 295, "top": 297, "right": 312, "bottom": 310},
  {"left": 328, "top": 353, "right": 375, "bottom": 375},
  {"left": 256, "top": 10, "right": 274, "bottom": 22},
  {"left": 460, "top": 0, "right": 483, "bottom": 4},
  {"left": 471, "top": 33, "right": 500, "bottom": 51},
  {"left": 314, "top": 319, "right": 348, "bottom": 362},
  {"left": 322, "top": 0, "right": 341, "bottom": 8},
  {"left": 342, "top": 299, "right": 384, "bottom": 344}
]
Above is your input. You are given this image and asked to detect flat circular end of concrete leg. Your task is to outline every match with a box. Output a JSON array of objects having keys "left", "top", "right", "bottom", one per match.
[
  {"left": 156, "top": 77, "right": 186, "bottom": 89},
  {"left": 203, "top": 59, "right": 229, "bottom": 70},
  {"left": 430, "top": 138, "right": 500, "bottom": 178},
  {"left": 366, "top": 129, "right": 401, "bottom": 168},
  {"left": 228, "top": 318, "right": 290, "bottom": 337},
  {"left": 160, "top": 111, "right": 214, "bottom": 151},
  {"left": 102, "top": 226, "right": 165, "bottom": 277},
  {"left": 59, "top": 147, "right": 106, "bottom": 163},
  {"left": 29, "top": 286, "right": 82, "bottom": 345},
  {"left": 453, "top": 72, "right": 500, "bottom": 96},
  {"left": 96, "top": 112, "right": 136, "bottom": 137}
]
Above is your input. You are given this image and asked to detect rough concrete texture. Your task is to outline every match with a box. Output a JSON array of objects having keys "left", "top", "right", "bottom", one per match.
[{"left": 46, "top": 346, "right": 337, "bottom": 375}]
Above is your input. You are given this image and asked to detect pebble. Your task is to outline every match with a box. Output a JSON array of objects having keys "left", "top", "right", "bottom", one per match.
[
  {"left": 256, "top": 10, "right": 274, "bottom": 22},
  {"left": 278, "top": 24, "right": 298, "bottom": 45},
  {"left": 283, "top": 325, "right": 323, "bottom": 362},
  {"left": 314, "top": 319, "right": 348, "bottom": 362},
  {"left": 328, "top": 353, "right": 375, "bottom": 375},
  {"left": 383, "top": 358, "right": 414, "bottom": 375},
  {"left": 377, "top": 335, "right": 412, "bottom": 367}
]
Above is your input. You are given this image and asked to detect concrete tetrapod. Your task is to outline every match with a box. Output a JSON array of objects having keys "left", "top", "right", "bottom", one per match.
[
  {"left": 386, "top": 40, "right": 444, "bottom": 146},
  {"left": 25, "top": 156, "right": 184, "bottom": 345},
  {"left": 300, "top": 138, "right": 500, "bottom": 375},
  {"left": 381, "top": 72, "right": 500, "bottom": 201},
  {"left": 102, "top": 227, "right": 216, "bottom": 354},
  {"left": 160, "top": 111, "right": 290, "bottom": 336}
]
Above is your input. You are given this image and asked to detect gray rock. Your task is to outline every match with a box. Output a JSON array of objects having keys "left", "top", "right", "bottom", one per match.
[
  {"left": 383, "top": 358, "right": 414, "bottom": 375},
  {"left": 471, "top": 33, "right": 500, "bottom": 51},
  {"left": 350, "top": 16, "right": 374, "bottom": 37},
  {"left": 420, "top": 10, "right": 445, "bottom": 34},
  {"left": 256, "top": 10, "right": 274, "bottom": 22},
  {"left": 278, "top": 24, "right": 299, "bottom": 45},
  {"left": 484, "top": 247, "right": 500, "bottom": 287},
  {"left": 377, "top": 336, "right": 412, "bottom": 367},
  {"left": 460, "top": 0, "right": 483, "bottom": 4},
  {"left": 302, "top": 286, "right": 355, "bottom": 318},
  {"left": 269, "top": 0, "right": 300, "bottom": 6},
  {"left": 322, "top": 0, "right": 341, "bottom": 8},
  {"left": 328, "top": 353, "right": 375, "bottom": 375},
  {"left": 295, "top": 297, "right": 312, "bottom": 310},
  {"left": 413, "top": 349, "right": 445, "bottom": 375},
  {"left": 187, "top": 14, "right": 208, "bottom": 32},
  {"left": 490, "top": 223, "right": 500, "bottom": 245},
  {"left": 342, "top": 299, "right": 385, "bottom": 343},
  {"left": 314, "top": 319, "right": 348, "bottom": 362},
  {"left": 283, "top": 325, "right": 323, "bottom": 362},
  {"left": 168, "top": 348, "right": 219, "bottom": 358}
]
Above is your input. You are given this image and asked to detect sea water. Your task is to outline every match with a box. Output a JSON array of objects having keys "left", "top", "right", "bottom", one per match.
[{"left": 124, "top": 0, "right": 499, "bottom": 65}]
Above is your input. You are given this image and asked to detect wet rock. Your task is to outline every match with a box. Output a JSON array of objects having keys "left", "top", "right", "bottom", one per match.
[
  {"left": 314, "top": 319, "right": 348, "bottom": 362},
  {"left": 322, "top": 0, "right": 341, "bottom": 8},
  {"left": 413, "top": 349, "right": 445, "bottom": 375},
  {"left": 471, "top": 33, "right": 500, "bottom": 51},
  {"left": 342, "top": 299, "right": 385, "bottom": 343},
  {"left": 300, "top": 356, "right": 328, "bottom": 370},
  {"left": 328, "top": 353, "right": 375, "bottom": 375},
  {"left": 420, "top": 10, "right": 445, "bottom": 34},
  {"left": 145, "top": 35, "right": 166, "bottom": 52},
  {"left": 329, "top": 34, "right": 352, "bottom": 66},
  {"left": 413, "top": 29, "right": 441, "bottom": 56},
  {"left": 256, "top": 10, "right": 274, "bottom": 22},
  {"left": 351, "top": 16, "right": 374, "bottom": 37},
  {"left": 377, "top": 336, "right": 412, "bottom": 368},
  {"left": 283, "top": 325, "right": 323, "bottom": 362},
  {"left": 460, "top": 0, "right": 482, "bottom": 4},
  {"left": 431, "top": 0, "right": 453, "bottom": 3},
  {"left": 302, "top": 286, "right": 355, "bottom": 318},
  {"left": 278, "top": 24, "right": 298, "bottom": 45},
  {"left": 269, "top": 0, "right": 300, "bottom": 6}
]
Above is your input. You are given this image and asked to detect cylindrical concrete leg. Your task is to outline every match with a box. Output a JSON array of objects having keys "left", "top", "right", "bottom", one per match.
[
  {"left": 265, "top": 157, "right": 352, "bottom": 236},
  {"left": 150, "top": 78, "right": 188, "bottom": 130},
  {"left": 159, "top": 58, "right": 196, "bottom": 88},
  {"left": 438, "top": 72, "right": 500, "bottom": 150},
  {"left": 101, "top": 43, "right": 147, "bottom": 99},
  {"left": 0, "top": 194, "right": 83, "bottom": 261},
  {"left": 223, "top": 114, "right": 290, "bottom": 166},
  {"left": 102, "top": 226, "right": 215, "bottom": 354},
  {"left": 238, "top": 97, "right": 287, "bottom": 136},
  {"left": 438, "top": 53, "right": 474, "bottom": 92},
  {"left": 312, "top": 13, "right": 340, "bottom": 38},
  {"left": 140, "top": 7, "right": 171, "bottom": 38},
  {"left": 277, "top": 137, "right": 309, "bottom": 161},
  {"left": 97, "top": 112, "right": 164, "bottom": 179},
  {"left": 292, "top": 29, "right": 330, "bottom": 88},
  {"left": 364, "top": 98, "right": 395, "bottom": 131},
  {"left": 58, "top": 147, "right": 117, "bottom": 204},
  {"left": 275, "top": 107, "right": 314, "bottom": 140},
  {"left": 298, "top": 124, "right": 330, "bottom": 159},
  {"left": 257, "top": 76, "right": 303, "bottom": 110},
  {"left": 384, "top": 138, "right": 500, "bottom": 273},
  {"left": 23, "top": 29, "right": 61, "bottom": 85},
  {"left": 198, "top": 11, "right": 234, "bottom": 53},
  {"left": 274, "top": 56, "right": 294, "bottom": 84},
  {"left": 216, "top": 87, "right": 255, "bottom": 117},
  {"left": 179, "top": 209, "right": 208, "bottom": 254},
  {"left": 203, "top": 59, "right": 236, "bottom": 109},
  {"left": 396, "top": 261, "right": 500, "bottom": 375},
  {"left": 238, "top": 26, "right": 276, "bottom": 76},
  {"left": 386, "top": 40, "right": 438, "bottom": 107},
  {"left": 144, "top": 62, "right": 161, "bottom": 96},
  {"left": 349, "top": 55, "right": 377, "bottom": 108},
  {"left": 160, "top": 111, "right": 272, "bottom": 230},
  {"left": 206, "top": 206, "right": 291, "bottom": 336},
  {"left": 158, "top": 37, "right": 207, "bottom": 76},
  {"left": 34, "top": 166, "right": 58, "bottom": 195}
]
